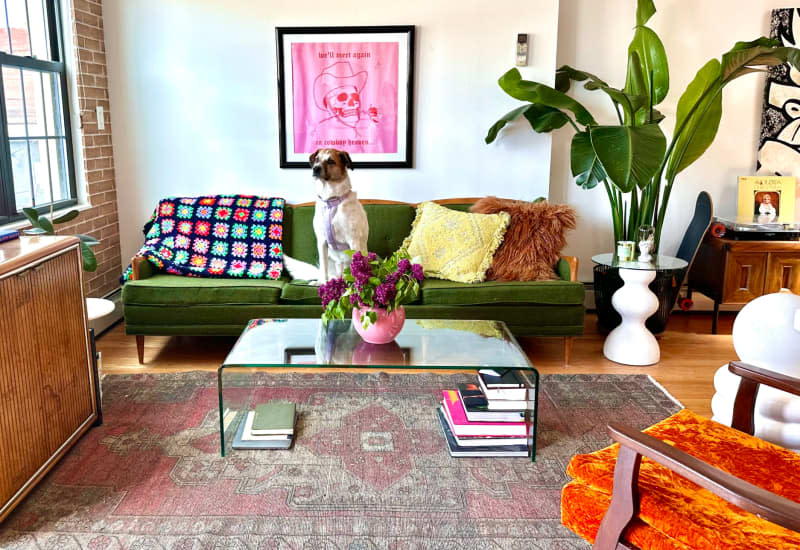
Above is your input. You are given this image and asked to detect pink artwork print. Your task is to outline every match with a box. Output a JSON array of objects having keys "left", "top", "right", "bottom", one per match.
[{"left": 291, "top": 42, "right": 399, "bottom": 154}]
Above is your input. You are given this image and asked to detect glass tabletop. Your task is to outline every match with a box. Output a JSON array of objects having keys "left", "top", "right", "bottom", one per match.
[
  {"left": 592, "top": 253, "right": 688, "bottom": 271},
  {"left": 222, "top": 318, "right": 535, "bottom": 370}
]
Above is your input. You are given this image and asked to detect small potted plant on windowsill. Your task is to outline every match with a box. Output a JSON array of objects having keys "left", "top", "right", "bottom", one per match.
[
  {"left": 22, "top": 207, "right": 100, "bottom": 271},
  {"left": 319, "top": 250, "right": 424, "bottom": 344}
]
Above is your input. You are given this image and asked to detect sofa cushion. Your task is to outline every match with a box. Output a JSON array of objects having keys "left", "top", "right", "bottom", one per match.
[
  {"left": 280, "top": 280, "right": 322, "bottom": 305},
  {"left": 470, "top": 196, "right": 576, "bottom": 281},
  {"left": 563, "top": 409, "right": 800, "bottom": 550},
  {"left": 420, "top": 278, "right": 584, "bottom": 306},
  {"left": 402, "top": 201, "right": 510, "bottom": 284},
  {"left": 122, "top": 274, "right": 284, "bottom": 305}
]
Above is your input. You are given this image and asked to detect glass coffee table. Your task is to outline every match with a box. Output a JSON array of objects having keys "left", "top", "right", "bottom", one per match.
[{"left": 218, "top": 318, "right": 540, "bottom": 460}]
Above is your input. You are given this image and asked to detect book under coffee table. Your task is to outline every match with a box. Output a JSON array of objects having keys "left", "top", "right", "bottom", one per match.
[{"left": 217, "top": 318, "right": 540, "bottom": 461}]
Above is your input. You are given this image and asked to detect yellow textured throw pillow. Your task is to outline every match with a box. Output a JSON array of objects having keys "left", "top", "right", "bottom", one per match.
[{"left": 401, "top": 202, "right": 510, "bottom": 283}]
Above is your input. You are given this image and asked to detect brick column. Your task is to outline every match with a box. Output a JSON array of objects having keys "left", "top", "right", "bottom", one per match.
[{"left": 56, "top": 0, "right": 122, "bottom": 298}]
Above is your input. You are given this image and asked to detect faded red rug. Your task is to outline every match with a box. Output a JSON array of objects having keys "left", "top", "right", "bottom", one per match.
[{"left": 0, "top": 372, "right": 681, "bottom": 549}]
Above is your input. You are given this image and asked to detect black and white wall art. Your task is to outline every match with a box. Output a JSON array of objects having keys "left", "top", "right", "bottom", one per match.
[{"left": 759, "top": 9, "right": 800, "bottom": 177}]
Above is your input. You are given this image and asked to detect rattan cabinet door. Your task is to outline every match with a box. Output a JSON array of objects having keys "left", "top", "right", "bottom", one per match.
[{"left": 0, "top": 245, "right": 95, "bottom": 522}]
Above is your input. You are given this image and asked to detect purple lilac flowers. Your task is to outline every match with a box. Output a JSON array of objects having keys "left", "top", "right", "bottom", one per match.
[
  {"left": 318, "top": 277, "right": 346, "bottom": 307},
  {"left": 349, "top": 251, "right": 373, "bottom": 289},
  {"left": 320, "top": 250, "right": 426, "bottom": 328},
  {"left": 373, "top": 282, "right": 397, "bottom": 307}
]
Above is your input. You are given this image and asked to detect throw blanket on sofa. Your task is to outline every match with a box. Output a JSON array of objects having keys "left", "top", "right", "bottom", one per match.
[{"left": 122, "top": 195, "right": 285, "bottom": 281}]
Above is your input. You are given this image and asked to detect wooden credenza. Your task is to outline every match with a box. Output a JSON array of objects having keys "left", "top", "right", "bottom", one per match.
[
  {"left": 688, "top": 234, "right": 800, "bottom": 333},
  {"left": 0, "top": 236, "right": 99, "bottom": 522}
]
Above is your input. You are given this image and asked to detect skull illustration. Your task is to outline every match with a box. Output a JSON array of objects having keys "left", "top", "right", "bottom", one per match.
[{"left": 324, "top": 86, "right": 361, "bottom": 127}]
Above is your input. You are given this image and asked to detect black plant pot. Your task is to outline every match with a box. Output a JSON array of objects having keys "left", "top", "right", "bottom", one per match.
[{"left": 593, "top": 264, "right": 682, "bottom": 335}]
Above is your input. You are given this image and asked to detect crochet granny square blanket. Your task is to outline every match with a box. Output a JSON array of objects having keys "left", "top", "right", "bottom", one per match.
[{"left": 122, "top": 195, "right": 285, "bottom": 280}]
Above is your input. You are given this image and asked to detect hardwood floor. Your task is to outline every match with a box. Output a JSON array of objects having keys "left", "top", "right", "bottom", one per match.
[{"left": 96, "top": 311, "right": 737, "bottom": 418}]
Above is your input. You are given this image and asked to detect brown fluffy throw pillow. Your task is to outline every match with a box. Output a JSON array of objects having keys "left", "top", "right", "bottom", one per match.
[{"left": 470, "top": 197, "right": 576, "bottom": 281}]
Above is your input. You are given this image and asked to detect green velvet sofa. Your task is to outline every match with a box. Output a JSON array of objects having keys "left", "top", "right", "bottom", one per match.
[{"left": 122, "top": 199, "right": 584, "bottom": 364}]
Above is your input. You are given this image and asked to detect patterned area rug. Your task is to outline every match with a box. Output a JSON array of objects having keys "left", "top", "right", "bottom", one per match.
[{"left": 0, "top": 372, "right": 681, "bottom": 549}]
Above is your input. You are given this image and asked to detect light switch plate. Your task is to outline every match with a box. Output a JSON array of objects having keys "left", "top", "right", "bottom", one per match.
[{"left": 96, "top": 105, "right": 104, "bottom": 130}]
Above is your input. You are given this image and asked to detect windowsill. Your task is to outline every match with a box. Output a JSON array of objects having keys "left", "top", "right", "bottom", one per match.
[{"left": 1, "top": 202, "right": 93, "bottom": 232}]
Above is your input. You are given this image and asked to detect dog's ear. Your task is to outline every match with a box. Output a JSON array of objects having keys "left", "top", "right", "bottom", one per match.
[
  {"left": 340, "top": 151, "right": 353, "bottom": 170},
  {"left": 309, "top": 149, "right": 320, "bottom": 165}
]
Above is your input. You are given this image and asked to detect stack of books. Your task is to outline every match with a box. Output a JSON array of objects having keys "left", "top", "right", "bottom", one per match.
[
  {"left": 437, "top": 369, "right": 531, "bottom": 457},
  {"left": 233, "top": 401, "right": 296, "bottom": 450}
]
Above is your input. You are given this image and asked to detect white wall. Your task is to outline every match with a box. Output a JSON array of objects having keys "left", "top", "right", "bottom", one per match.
[
  {"left": 552, "top": 0, "right": 782, "bottom": 280},
  {"left": 104, "top": 0, "right": 560, "bottom": 263}
]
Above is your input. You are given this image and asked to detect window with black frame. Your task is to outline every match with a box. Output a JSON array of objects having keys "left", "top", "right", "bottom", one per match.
[{"left": 0, "top": 0, "right": 75, "bottom": 224}]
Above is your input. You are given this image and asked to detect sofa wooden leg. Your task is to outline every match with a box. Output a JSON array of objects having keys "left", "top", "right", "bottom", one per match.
[
  {"left": 136, "top": 335, "right": 145, "bottom": 364},
  {"left": 564, "top": 337, "right": 574, "bottom": 367}
]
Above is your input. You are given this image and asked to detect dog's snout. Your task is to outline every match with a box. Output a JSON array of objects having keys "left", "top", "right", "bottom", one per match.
[{"left": 312, "top": 165, "right": 321, "bottom": 176}]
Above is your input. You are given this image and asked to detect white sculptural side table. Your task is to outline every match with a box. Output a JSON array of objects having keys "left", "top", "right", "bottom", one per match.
[{"left": 593, "top": 253, "right": 688, "bottom": 366}]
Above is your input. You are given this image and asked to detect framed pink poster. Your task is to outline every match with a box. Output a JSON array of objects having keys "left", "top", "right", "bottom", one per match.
[{"left": 277, "top": 26, "right": 414, "bottom": 168}]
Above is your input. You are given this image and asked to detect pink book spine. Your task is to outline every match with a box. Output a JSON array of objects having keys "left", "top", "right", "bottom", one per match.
[{"left": 442, "top": 390, "right": 524, "bottom": 428}]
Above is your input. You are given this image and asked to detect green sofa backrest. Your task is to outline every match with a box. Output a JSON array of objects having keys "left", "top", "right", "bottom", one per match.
[{"left": 283, "top": 202, "right": 472, "bottom": 264}]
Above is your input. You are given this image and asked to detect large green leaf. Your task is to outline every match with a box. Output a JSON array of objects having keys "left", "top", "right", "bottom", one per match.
[
  {"left": 625, "top": 26, "right": 669, "bottom": 106},
  {"left": 52, "top": 209, "right": 80, "bottom": 224},
  {"left": 665, "top": 59, "right": 723, "bottom": 180},
  {"left": 76, "top": 233, "right": 100, "bottom": 246},
  {"left": 557, "top": 65, "right": 646, "bottom": 121},
  {"left": 486, "top": 103, "right": 568, "bottom": 143},
  {"left": 590, "top": 123, "right": 667, "bottom": 193},
  {"left": 38, "top": 217, "right": 55, "bottom": 234},
  {"left": 636, "top": 0, "right": 656, "bottom": 26},
  {"left": 22, "top": 207, "right": 39, "bottom": 225},
  {"left": 522, "top": 104, "right": 570, "bottom": 132},
  {"left": 80, "top": 242, "right": 97, "bottom": 272},
  {"left": 498, "top": 68, "right": 597, "bottom": 126},
  {"left": 570, "top": 131, "right": 607, "bottom": 190},
  {"left": 722, "top": 43, "right": 800, "bottom": 82},
  {"left": 485, "top": 105, "right": 530, "bottom": 143}
]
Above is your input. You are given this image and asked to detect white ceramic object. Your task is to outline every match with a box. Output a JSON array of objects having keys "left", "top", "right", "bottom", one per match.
[
  {"left": 603, "top": 268, "right": 660, "bottom": 366},
  {"left": 710, "top": 292, "right": 800, "bottom": 452},
  {"left": 86, "top": 298, "right": 115, "bottom": 321},
  {"left": 638, "top": 240, "right": 653, "bottom": 263}
]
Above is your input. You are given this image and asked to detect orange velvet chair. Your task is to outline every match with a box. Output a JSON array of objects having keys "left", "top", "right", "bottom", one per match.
[{"left": 561, "top": 361, "right": 800, "bottom": 549}]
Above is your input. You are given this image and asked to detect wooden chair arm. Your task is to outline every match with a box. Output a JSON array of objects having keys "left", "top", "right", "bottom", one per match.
[
  {"left": 593, "top": 423, "right": 800, "bottom": 549},
  {"left": 729, "top": 361, "right": 800, "bottom": 436},
  {"left": 729, "top": 361, "right": 800, "bottom": 397},
  {"left": 561, "top": 255, "right": 579, "bottom": 282},
  {"left": 130, "top": 255, "right": 148, "bottom": 281}
]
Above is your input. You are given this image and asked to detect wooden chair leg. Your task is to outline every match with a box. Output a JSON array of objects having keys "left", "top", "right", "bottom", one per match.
[
  {"left": 136, "top": 335, "right": 145, "bottom": 364},
  {"left": 564, "top": 336, "right": 574, "bottom": 366}
]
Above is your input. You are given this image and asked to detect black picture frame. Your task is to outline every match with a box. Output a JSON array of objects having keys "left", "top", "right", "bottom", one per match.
[{"left": 276, "top": 25, "right": 415, "bottom": 169}]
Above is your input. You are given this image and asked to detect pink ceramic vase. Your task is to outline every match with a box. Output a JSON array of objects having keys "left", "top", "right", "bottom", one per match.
[{"left": 352, "top": 306, "right": 406, "bottom": 344}]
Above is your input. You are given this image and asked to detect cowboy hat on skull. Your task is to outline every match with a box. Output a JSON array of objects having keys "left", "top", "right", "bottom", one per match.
[{"left": 313, "top": 61, "right": 368, "bottom": 111}]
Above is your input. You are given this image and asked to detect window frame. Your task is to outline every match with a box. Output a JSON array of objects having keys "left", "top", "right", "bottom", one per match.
[{"left": 0, "top": 0, "right": 77, "bottom": 225}]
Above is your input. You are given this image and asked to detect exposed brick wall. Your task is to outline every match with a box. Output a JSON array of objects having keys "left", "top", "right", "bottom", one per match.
[{"left": 55, "top": 0, "right": 121, "bottom": 298}]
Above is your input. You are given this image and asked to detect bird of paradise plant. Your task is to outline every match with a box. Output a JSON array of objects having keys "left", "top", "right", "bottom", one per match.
[{"left": 486, "top": 0, "right": 800, "bottom": 250}]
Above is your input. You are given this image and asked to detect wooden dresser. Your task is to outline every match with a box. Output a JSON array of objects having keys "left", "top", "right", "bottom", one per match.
[
  {"left": 688, "top": 234, "right": 800, "bottom": 333},
  {"left": 0, "top": 236, "right": 99, "bottom": 522}
]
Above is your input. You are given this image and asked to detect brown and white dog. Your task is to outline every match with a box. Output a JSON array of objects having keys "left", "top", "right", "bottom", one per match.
[{"left": 283, "top": 148, "right": 368, "bottom": 283}]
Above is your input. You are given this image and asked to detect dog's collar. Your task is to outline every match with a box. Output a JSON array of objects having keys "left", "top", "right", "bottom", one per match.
[
  {"left": 318, "top": 191, "right": 352, "bottom": 252},
  {"left": 317, "top": 191, "right": 352, "bottom": 207}
]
